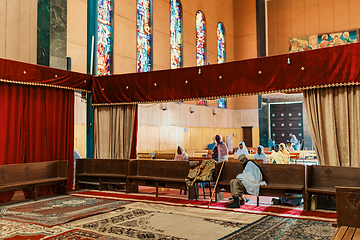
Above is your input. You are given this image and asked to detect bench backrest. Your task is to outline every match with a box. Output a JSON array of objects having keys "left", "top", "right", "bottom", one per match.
[
  {"left": 216, "top": 162, "right": 244, "bottom": 182},
  {"left": 188, "top": 157, "right": 210, "bottom": 161},
  {"left": 76, "top": 159, "right": 129, "bottom": 175},
  {"left": 136, "top": 160, "right": 190, "bottom": 179},
  {"left": 308, "top": 165, "right": 360, "bottom": 189},
  {"left": 258, "top": 164, "right": 305, "bottom": 186},
  {"left": 336, "top": 186, "right": 360, "bottom": 228},
  {"left": 154, "top": 153, "right": 176, "bottom": 160},
  {"left": 0, "top": 160, "right": 68, "bottom": 183}
]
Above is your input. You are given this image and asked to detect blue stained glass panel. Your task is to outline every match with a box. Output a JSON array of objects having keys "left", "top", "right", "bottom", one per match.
[
  {"left": 97, "top": 0, "right": 112, "bottom": 76},
  {"left": 170, "top": 0, "right": 182, "bottom": 69},
  {"left": 217, "top": 22, "right": 225, "bottom": 63},
  {"left": 137, "top": 0, "right": 152, "bottom": 72},
  {"left": 196, "top": 11, "right": 206, "bottom": 66}
]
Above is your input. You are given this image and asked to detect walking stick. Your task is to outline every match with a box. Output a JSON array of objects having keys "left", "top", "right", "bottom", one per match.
[{"left": 207, "top": 160, "right": 225, "bottom": 208}]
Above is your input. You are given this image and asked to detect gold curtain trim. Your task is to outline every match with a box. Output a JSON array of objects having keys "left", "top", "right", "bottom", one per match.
[
  {"left": 92, "top": 81, "right": 360, "bottom": 106},
  {"left": 0, "top": 78, "right": 91, "bottom": 92}
]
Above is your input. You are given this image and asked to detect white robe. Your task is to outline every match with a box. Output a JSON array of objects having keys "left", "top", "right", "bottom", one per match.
[{"left": 236, "top": 161, "right": 267, "bottom": 196}]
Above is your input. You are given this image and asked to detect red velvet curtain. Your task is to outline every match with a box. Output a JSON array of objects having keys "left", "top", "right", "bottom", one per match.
[
  {"left": 130, "top": 105, "right": 138, "bottom": 159},
  {"left": 0, "top": 82, "right": 74, "bottom": 202}
]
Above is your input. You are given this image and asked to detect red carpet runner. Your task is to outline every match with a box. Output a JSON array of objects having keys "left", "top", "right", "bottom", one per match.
[{"left": 70, "top": 190, "right": 336, "bottom": 222}]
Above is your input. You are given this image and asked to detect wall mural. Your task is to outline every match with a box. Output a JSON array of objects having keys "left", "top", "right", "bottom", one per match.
[{"left": 289, "top": 30, "right": 358, "bottom": 53}]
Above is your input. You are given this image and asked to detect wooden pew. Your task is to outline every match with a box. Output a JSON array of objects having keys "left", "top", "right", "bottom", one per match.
[
  {"left": 215, "top": 162, "right": 244, "bottom": 193},
  {"left": 76, "top": 159, "right": 132, "bottom": 191},
  {"left": 127, "top": 160, "right": 191, "bottom": 197},
  {"left": 137, "top": 153, "right": 153, "bottom": 160},
  {"left": 257, "top": 163, "right": 305, "bottom": 207},
  {"left": 154, "top": 153, "right": 176, "bottom": 160},
  {"left": 0, "top": 161, "right": 68, "bottom": 201},
  {"left": 335, "top": 186, "right": 360, "bottom": 229},
  {"left": 331, "top": 226, "right": 360, "bottom": 240},
  {"left": 305, "top": 165, "right": 360, "bottom": 211},
  {"left": 188, "top": 156, "right": 211, "bottom": 162}
]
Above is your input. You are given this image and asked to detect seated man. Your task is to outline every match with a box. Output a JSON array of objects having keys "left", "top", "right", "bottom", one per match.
[
  {"left": 227, "top": 160, "right": 267, "bottom": 208},
  {"left": 286, "top": 141, "right": 295, "bottom": 152}
]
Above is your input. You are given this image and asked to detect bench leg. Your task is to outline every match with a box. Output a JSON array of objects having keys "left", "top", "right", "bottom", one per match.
[
  {"left": 99, "top": 178, "right": 102, "bottom": 191},
  {"left": 208, "top": 182, "right": 212, "bottom": 199},
  {"left": 257, "top": 196, "right": 259, "bottom": 206},
  {"left": 34, "top": 185, "right": 38, "bottom": 201},
  {"left": 155, "top": 181, "right": 159, "bottom": 197},
  {"left": 57, "top": 180, "right": 68, "bottom": 195}
]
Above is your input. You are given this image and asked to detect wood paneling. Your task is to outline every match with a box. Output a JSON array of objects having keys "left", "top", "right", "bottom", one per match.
[{"left": 268, "top": 0, "right": 360, "bottom": 56}]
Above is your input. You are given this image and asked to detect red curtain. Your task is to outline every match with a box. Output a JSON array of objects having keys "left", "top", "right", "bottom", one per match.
[
  {"left": 130, "top": 105, "right": 138, "bottom": 159},
  {"left": 0, "top": 82, "right": 74, "bottom": 202},
  {"left": 93, "top": 42, "right": 360, "bottom": 104}
]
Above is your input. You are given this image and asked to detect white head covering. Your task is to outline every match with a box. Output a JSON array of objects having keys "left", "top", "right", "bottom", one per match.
[
  {"left": 235, "top": 142, "right": 249, "bottom": 156},
  {"left": 236, "top": 161, "right": 267, "bottom": 196},
  {"left": 253, "top": 145, "right": 267, "bottom": 163},
  {"left": 174, "top": 146, "right": 188, "bottom": 161}
]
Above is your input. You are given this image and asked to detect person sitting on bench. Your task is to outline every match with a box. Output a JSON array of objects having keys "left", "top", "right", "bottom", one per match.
[
  {"left": 174, "top": 146, "right": 189, "bottom": 161},
  {"left": 227, "top": 160, "right": 267, "bottom": 208},
  {"left": 271, "top": 144, "right": 283, "bottom": 164},
  {"left": 254, "top": 145, "right": 267, "bottom": 163}
]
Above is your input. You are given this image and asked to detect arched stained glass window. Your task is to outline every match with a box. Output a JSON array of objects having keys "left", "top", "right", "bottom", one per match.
[
  {"left": 217, "top": 22, "right": 225, "bottom": 63},
  {"left": 170, "top": 0, "right": 182, "bottom": 69},
  {"left": 97, "top": 0, "right": 112, "bottom": 75},
  {"left": 196, "top": 11, "right": 206, "bottom": 66},
  {"left": 137, "top": 0, "right": 152, "bottom": 72}
]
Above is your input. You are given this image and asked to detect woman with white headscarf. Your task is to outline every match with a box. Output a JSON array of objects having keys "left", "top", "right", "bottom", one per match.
[
  {"left": 227, "top": 160, "right": 267, "bottom": 208},
  {"left": 174, "top": 146, "right": 189, "bottom": 161},
  {"left": 226, "top": 135, "right": 233, "bottom": 154},
  {"left": 290, "top": 135, "right": 300, "bottom": 150},
  {"left": 253, "top": 145, "right": 267, "bottom": 163},
  {"left": 235, "top": 142, "right": 249, "bottom": 156}
]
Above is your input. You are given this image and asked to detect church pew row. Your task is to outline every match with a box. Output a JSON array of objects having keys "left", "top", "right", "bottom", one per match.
[
  {"left": 127, "top": 160, "right": 191, "bottom": 197},
  {"left": 76, "top": 159, "right": 359, "bottom": 211},
  {"left": 76, "top": 159, "right": 137, "bottom": 192},
  {"left": 305, "top": 165, "right": 360, "bottom": 211},
  {"left": 215, "top": 162, "right": 306, "bottom": 208},
  {"left": 0, "top": 161, "right": 68, "bottom": 201}
]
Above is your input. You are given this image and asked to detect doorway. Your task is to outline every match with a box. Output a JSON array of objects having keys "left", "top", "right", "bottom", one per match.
[{"left": 242, "top": 126, "right": 253, "bottom": 147}]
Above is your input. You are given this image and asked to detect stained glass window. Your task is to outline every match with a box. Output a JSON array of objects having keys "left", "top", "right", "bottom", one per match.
[
  {"left": 196, "top": 11, "right": 206, "bottom": 66},
  {"left": 218, "top": 98, "right": 227, "bottom": 108},
  {"left": 137, "top": 0, "right": 152, "bottom": 72},
  {"left": 97, "top": 0, "right": 112, "bottom": 76},
  {"left": 217, "top": 22, "right": 225, "bottom": 63},
  {"left": 170, "top": 0, "right": 182, "bottom": 69}
]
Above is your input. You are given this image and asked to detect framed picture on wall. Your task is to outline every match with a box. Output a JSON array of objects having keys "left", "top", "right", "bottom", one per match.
[{"left": 218, "top": 98, "right": 227, "bottom": 109}]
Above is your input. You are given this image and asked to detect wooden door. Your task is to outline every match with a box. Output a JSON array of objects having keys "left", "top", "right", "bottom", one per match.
[
  {"left": 242, "top": 127, "right": 253, "bottom": 147},
  {"left": 270, "top": 103, "right": 303, "bottom": 145}
]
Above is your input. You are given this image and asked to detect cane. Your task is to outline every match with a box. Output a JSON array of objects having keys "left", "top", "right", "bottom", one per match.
[{"left": 207, "top": 160, "right": 225, "bottom": 208}]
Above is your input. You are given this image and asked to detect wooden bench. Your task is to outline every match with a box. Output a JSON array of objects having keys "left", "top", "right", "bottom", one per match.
[
  {"left": 0, "top": 160, "right": 68, "bottom": 201},
  {"left": 257, "top": 164, "right": 305, "bottom": 207},
  {"left": 332, "top": 226, "right": 360, "bottom": 240},
  {"left": 305, "top": 165, "right": 360, "bottom": 211},
  {"left": 335, "top": 186, "right": 360, "bottom": 229},
  {"left": 215, "top": 162, "right": 244, "bottom": 195},
  {"left": 76, "top": 159, "right": 132, "bottom": 191},
  {"left": 127, "top": 160, "right": 191, "bottom": 197},
  {"left": 154, "top": 153, "right": 176, "bottom": 160}
]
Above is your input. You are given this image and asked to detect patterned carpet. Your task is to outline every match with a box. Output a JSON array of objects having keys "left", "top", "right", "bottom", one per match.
[
  {"left": 221, "top": 215, "right": 336, "bottom": 240},
  {"left": 65, "top": 204, "right": 255, "bottom": 240},
  {"left": 0, "top": 195, "right": 128, "bottom": 226},
  {"left": 71, "top": 190, "right": 337, "bottom": 222}
]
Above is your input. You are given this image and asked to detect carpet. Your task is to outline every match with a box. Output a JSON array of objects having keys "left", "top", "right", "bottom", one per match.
[
  {"left": 220, "top": 215, "right": 336, "bottom": 240},
  {"left": 0, "top": 218, "right": 70, "bottom": 240},
  {"left": 0, "top": 195, "right": 128, "bottom": 227},
  {"left": 65, "top": 205, "right": 255, "bottom": 240},
  {"left": 46, "top": 229, "right": 118, "bottom": 240},
  {"left": 71, "top": 190, "right": 336, "bottom": 222}
]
